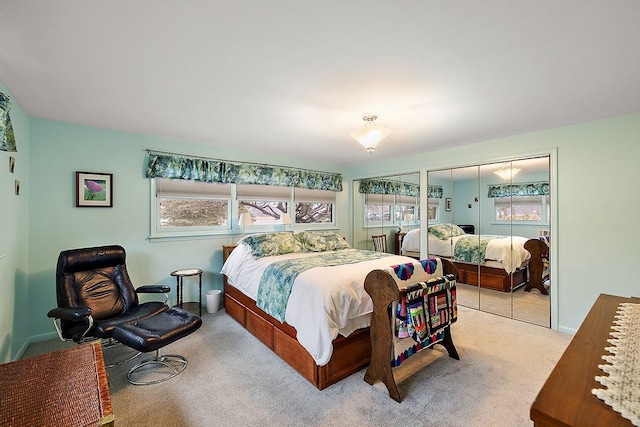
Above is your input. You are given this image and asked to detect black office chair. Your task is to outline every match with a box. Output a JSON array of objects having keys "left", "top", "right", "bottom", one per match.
[{"left": 47, "top": 245, "right": 202, "bottom": 385}]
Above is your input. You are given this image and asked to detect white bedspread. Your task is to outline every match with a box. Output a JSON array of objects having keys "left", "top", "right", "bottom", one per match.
[
  {"left": 401, "top": 228, "right": 531, "bottom": 273},
  {"left": 221, "top": 243, "right": 418, "bottom": 366}
]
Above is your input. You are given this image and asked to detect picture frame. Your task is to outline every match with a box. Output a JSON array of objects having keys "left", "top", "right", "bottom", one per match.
[
  {"left": 76, "top": 171, "right": 113, "bottom": 207},
  {"left": 445, "top": 197, "right": 452, "bottom": 212}
]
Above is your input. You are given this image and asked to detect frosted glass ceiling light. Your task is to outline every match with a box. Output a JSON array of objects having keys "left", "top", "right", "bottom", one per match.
[
  {"left": 494, "top": 165, "right": 521, "bottom": 180},
  {"left": 350, "top": 114, "right": 391, "bottom": 154}
]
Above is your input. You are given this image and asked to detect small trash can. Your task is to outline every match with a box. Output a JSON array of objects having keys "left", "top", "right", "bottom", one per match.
[{"left": 205, "top": 289, "right": 221, "bottom": 314}]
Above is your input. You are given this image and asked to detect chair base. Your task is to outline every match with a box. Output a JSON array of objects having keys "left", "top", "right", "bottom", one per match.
[
  {"left": 127, "top": 351, "right": 188, "bottom": 386},
  {"left": 102, "top": 339, "right": 142, "bottom": 368}
]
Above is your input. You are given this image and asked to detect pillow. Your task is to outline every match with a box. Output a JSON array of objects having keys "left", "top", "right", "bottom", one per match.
[
  {"left": 295, "top": 231, "right": 351, "bottom": 252},
  {"left": 240, "top": 232, "right": 304, "bottom": 258},
  {"left": 428, "top": 223, "right": 466, "bottom": 240}
]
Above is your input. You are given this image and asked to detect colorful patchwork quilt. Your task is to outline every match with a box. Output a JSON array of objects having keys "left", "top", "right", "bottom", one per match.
[{"left": 383, "top": 260, "right": 457, "bottom": 367}]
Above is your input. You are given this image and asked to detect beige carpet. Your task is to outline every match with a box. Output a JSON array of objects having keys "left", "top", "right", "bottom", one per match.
[
  {"left": 456, "top": 283, "right": 551, "bottom": 327},
  {"left": 23, "top": 306, "right": 570, "bottom": 426}
]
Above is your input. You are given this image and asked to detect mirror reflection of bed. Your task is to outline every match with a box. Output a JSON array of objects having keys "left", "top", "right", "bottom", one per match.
[{"left": 425, "top": 156, "right": 551, "bottom": 327}]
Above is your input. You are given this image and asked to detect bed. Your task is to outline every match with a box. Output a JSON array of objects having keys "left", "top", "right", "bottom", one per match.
[
  {"left": 221, "top": 230, "right": 456, "bottom": 390},
  {"left": 401, "top": 224, "right": 531, "bottom": 292}
]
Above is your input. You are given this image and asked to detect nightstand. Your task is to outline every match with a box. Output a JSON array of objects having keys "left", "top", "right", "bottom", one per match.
[{"left": 171, "top": 268, "right": 203, "bottom": 316}]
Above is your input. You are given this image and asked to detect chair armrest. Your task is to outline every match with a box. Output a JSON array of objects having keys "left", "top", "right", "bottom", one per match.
[
  {"left": 47, "top": 306, "right": 92, "bottom": 320},
  {"left": 136, "top": 284, "right": 171, "bottom": 294}
]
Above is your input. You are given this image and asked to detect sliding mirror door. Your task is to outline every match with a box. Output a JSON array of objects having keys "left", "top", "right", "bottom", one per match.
[
  {"left": 478, "top": 163, "right": 512, "bottom": 318},
  {"left": 426, "top": 168, "right": 482, "bottom": 310},
  {"left": 427, "top": 156, "right": 551, "bottom": 327},
  {"left": 353, "top": 172, "right": 420, "bottom": 254},
  {"left": 508, "top": 157, "right": 551, "bottom": 326}
]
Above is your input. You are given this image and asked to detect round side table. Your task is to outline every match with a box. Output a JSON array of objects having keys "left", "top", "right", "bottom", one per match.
[{"left": 170, "top": 268, "right": 203, "bottom": 316}]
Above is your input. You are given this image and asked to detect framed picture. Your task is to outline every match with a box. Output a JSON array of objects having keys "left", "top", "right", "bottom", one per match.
[
  {"left": 445, "top": 197, "right": 452, "bottom": 212},
  {"left": 76, "top": 171, "right": 113, "bottom": 207}
]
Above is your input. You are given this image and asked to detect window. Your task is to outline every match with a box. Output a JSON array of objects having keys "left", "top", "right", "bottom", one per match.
[
  {"left": 364, "top": 193, "right": 419, "bottom": 227},
  {"left": 395, "top": 194, "right": 417, "bottom": 225},
  {"left": 364, "top": 193, "right": 393, "bottom": 226},
  {"left": 494, "top": 195, "right": 549, "bottom": 222},
  {"left": 151, "top": 179, "right": 338, "bottom": 239},
  {"left": 427, "top": 198, "right": 439, "bottom": 222},
  {"left": 237, "top": 184, "right": 290, "bottom": 226},
  {"left": 153, "top": 179, "right": 232, "bottom": 237},
  {"left": 294, "top": 188, "right": 335, "bottom": 224}
]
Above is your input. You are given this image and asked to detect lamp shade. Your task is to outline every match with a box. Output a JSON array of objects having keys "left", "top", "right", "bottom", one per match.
[
  {"left": 280, "top": 213, "right": 292, "bottom": 225},
  {"left": 350, "top": 114, "right": 391, "bottom": 154},
  {"left": 238, "top": 212, "right": 253, "bottom": 226}
]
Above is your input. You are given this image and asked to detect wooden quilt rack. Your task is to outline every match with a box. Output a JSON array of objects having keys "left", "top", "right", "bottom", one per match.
[{"left": 363, "top": 258, "right": 459, "bottom": 402}]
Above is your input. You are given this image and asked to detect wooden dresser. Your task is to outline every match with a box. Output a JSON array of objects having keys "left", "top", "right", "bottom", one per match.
[{"left": 530, "top": 293, "right": 639, "bottom": 426}]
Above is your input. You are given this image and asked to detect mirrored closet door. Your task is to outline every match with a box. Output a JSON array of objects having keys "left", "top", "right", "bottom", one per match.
[
  {"left": 426, "top": 156, "right": 551, "bottom": 327},
  {"left": 352, "top": 172, "right": 420, "bottom": 255}
]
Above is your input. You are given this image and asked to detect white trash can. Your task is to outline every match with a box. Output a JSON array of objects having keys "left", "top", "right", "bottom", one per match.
[{"left": 206, "top": 289, "right": 221, "bottom": 314}]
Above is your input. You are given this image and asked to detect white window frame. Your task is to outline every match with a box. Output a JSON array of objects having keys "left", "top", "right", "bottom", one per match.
[
  {"left": 293, "top": 188, "right": 337, "bottom": 229},
  {"left": 150, "top": 179, "right": 338, "bottom": 240},
  {"left": 150, "top": 178, "right": 232, "bottom": 239},
  {"left": 493, "top": 195, "right": 550, "bottom": 224}
]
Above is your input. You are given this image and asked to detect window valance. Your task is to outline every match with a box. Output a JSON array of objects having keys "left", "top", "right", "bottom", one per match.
[
  {"left": 487, "top": 182, "right": 549, "bottom": 198},
  {"left": 0, "top": 92, "right": 17, "bottom": 152},
  {"left": 358, "top": 179, "right": 419, "bottom": 197},
  {"left": 146, "top": 151, "right": 343, "bottom": 192},
  {"left": 358, "top": 179, "right": 443, "bottom": 198}
]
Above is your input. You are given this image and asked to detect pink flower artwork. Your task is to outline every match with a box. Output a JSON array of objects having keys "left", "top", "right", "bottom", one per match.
[
  {"left": 84, "top": 179, "right": 106, "bottom": 200},
  {"left": 85, "top": 180, "right": 104, "bottom": 192}
]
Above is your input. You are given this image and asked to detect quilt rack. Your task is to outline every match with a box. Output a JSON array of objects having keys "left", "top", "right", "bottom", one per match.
[{"left": 363, "top": 258, "right": 459, "bottom": 402}]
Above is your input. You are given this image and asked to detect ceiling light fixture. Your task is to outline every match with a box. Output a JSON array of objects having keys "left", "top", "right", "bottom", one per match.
[
  {"left": 350, "top": 114, "right": 391, "bottom": 154},
  {"left": 494, "top": 165, "right": 521, "bottom": 180}
]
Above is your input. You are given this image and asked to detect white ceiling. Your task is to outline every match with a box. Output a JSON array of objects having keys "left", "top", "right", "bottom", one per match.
[{"left": 1, "top": 1, "right": 639, "bottom": 166}]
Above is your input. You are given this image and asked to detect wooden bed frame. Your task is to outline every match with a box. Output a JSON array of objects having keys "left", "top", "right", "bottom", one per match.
[
  {"left": 452, "top": 261, "right": 527, "bottom": 292},
  {"left": 222, "top": 244, "right": 458, "bottom": 390},
  {"left": 402, "top": 236, "right": 551, "bottom": 292}
]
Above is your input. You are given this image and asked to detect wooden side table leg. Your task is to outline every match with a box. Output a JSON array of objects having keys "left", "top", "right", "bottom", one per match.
[
  {"left": 198, "top": 272, "right": 202, "bottom": 316},
  {"left": 176, "top": 276, "right": 182, "bottom": 308}
]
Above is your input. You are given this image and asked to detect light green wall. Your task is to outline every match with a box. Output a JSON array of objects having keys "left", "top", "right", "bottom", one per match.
[
  {"left": 3, "top": 70, "right": 640, "bottom": 357},
  {"left": 0, "top": 81, "right": 30, "bottom": 362},
  {"left": 27, "top": 118, "right": 349, "bottom": 342},
  {"left": 347, "top": 112, "right": 640, "bottom": 334}
]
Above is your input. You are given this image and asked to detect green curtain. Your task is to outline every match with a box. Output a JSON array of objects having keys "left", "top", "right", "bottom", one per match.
[
  {"left": 358, "top": 179, "right": 442, "bottom": 198},
  {"left": 0, "top": 92, "right": 17, "bottom": 152},
  {"left": 146, "top": 152, "right": 343, "bottom": 192},
  {"left": 487, "top": 182, "right": 549, "bottom": 198}
]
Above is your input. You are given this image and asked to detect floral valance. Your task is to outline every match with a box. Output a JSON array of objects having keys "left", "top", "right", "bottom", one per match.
[
  {"left": 358, "top": 179, "right": 419, "bottom": 197},
  {"left": 0, "top": 92, "right": 17, "bottom": 152},
  {"left": 357, "top": 179, "right": 442, "bottom": 198},
  {"left": 146, "top": 151, "right": 343, "bottom": 192},
  {"left": 487, "top": 182, "right": 549, "bottom": 198}
]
